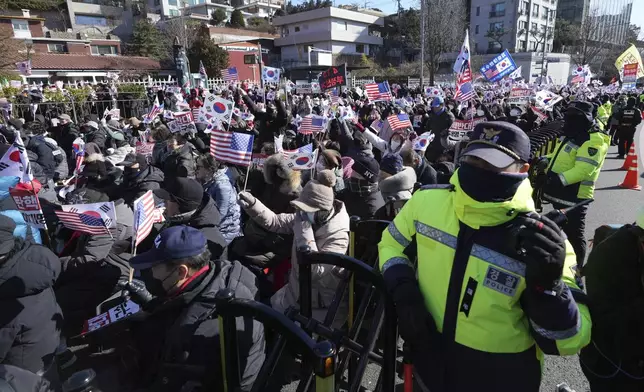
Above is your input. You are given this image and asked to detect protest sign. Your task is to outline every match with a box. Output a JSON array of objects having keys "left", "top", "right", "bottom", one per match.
[
  {"left": 623, "top": 63, "right": 638, "bottom": 83},
  {"left": 135, "top": 141, "right": 155, "bottom": 157},
  {"left": 615, "top": 44, "right": 644, "bottom": 79},
  {"left": 480, "top": 50, "right": 517, "bottom": 83},
  {"left": 448, "top": 118, "right": 485, "bottom": 142},
  {"left": 9, "top": 188, "right": 46, "bottom": 229},
  {"left": 318, "top": 64, "right": 347, "bottom": 91},
  {"left": 507, "top": 87, "right": 532, "bottom": 106},
  {"left": 81, "top": 300, "right": 140, "bottom": 335}
]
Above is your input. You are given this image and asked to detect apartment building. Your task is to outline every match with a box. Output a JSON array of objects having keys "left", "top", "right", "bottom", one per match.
[
  {"left": 470, "top": 0, "right": 557, "bottom": 54},
  {"left": 272, "top": 7, "right": 384, "bottom": 69},
  {"left": 557, "top": 0, "right": 633, "bottom": 45}
]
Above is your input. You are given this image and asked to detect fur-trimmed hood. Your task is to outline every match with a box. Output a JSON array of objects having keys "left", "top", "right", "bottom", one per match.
[
  {"left": 83, "top": 152, "right": 105, "bottom": 163},
  {"left": 262, "top": 154, "right": 302, "bottom": 195},
  {"left": 379, "top": 166, "right": 416, "bottom": 201}
]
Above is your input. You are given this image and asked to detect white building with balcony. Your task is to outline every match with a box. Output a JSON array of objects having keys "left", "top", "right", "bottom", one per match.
[
  {"left": 470, "top": 0, "right": 557, "bottom": 54},
  {"left": 272, "top": 7, "right": 384, "bottom": 69}
]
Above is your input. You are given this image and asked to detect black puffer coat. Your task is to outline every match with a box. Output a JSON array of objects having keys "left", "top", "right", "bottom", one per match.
[
  {"left": 25, "top": 135, "right": 57, "bottom": 180},
  {"left": 162, "top": 143, "right": 196, "bottom": 178},
  {"left": 0, "top": 364, "right": 53, "bottom": 392},
  {"left": 120, "top": 166, "right": 165, "bottom": 207},
  {"left": 0, "top": 240, "right": 62, "bottom": 374},
  {"left": 130, "top": 260, "right": 265, "bottom": 392}
]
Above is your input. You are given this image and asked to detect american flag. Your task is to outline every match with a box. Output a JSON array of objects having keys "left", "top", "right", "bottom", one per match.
[
  {"left": 75, "top": 153, "right": 84, "bottom": 175},
  {"left": 387, "top": 114, "right": 412, "bottom": 131},
  {"left": 144, "top": 97, "right": 163, "bottom": 123},
  {"left": 364, "top": 81, "right": 392, "bottom": 102},
  {"left": 210, "top": 128, "right": 254, "bottom": 166},
  {"left": 455, "top": 81, "right": 476, "bottom": 102},
  {"left": 282, "top": 143, "right": 313, "bottom": 158},
  {"left": 133, "top": 190, "right": 156, "bottom": 247},
  {"left": 199, "top": 60, "right": 208, "bottom": 89},
  {"left": 299, "top": 115, "right": 326, "bottom": 134},
  {"left": 221, "top": 67, "right": 239, "bottom": 82},
  {"left": 330, "top": 88, "right": 340, "bottom": 104},
  {"left": 55, "top": 210, "right": 109, "bottom": 235}
]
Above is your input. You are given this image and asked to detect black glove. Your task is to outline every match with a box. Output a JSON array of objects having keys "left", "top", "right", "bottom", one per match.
[
  {"left": 117, "top": 278, "right": 155, "bottom": 306},
  {"left": 516, "top": 215, "right": 567, "bottom": 292},
  {"left": 383, "top": 264, "right": 437, "bottom": 347}
]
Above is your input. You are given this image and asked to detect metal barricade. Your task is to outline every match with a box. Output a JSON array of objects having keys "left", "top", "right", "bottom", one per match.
[{"left": 214, "top": 289, "right": 337, "bottom": 392}]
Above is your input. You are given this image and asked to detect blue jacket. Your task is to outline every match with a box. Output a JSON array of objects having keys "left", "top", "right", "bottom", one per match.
[
  {"left": 0, "top": 176, "right": 41, "bottom": 244},
  {"left": 204, "top": 169, "right": 241, "bottom": 244}
]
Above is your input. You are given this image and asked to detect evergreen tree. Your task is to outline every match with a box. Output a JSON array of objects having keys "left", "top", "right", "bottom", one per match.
[
  {"left": 211, "top": 8, "right": 227, "bottom": 26},
  {"left": 188, "top": 28, "right": 229, "bottom": 76},
  {"left": 229, "top": 9, "right": 245, "bottom": 28},
  {"left": 127, "top": 19, "right": 165, "bottom": 59}
]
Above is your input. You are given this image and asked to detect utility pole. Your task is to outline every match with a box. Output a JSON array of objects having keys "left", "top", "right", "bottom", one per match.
[
  {"left": 420, "top": 0, "right": 425, "bottom": 89},
  {"left": 539, "top": 9, "right": 551, "bottom": 85}
]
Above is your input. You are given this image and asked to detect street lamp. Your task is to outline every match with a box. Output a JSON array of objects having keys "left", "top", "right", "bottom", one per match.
[{"left": 400, "top": 34, "right": 405, "bottom": 69}]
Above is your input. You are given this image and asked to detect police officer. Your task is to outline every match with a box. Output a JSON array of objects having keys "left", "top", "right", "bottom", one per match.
[
  {"left": 379, "top": 122, "right": 591, "bottom": 392},
  {"left": 543, "top": 101, "right": 610, "bottom": 271},
  {"left": 614, "top": 96, "right": 642, "bottom": 159},
  {"left": 595, "top": 95, "right": 612, "bottom": 132}
]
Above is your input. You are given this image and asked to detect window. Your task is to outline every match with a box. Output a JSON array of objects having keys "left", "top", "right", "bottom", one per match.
[
  {"left": 490, "top": 2, "right": 505, "bottom": 17},
  {"left": 519, "top": 1, "right": 528, "bottom": 13},
  {"left": 476, "top": 6, "right": 480, "bottom": 16},
  {"left": 488, "top": 41, "right": 502, "bottom": 51},
  {"left": 489, "top": 21, "right": 503, "bottom": 32},
  {"left": 344, "top": 21, "right": 347, "bottom": 30},
  {"left": 169, "top": 9, "right": 180, "bottom": 16},
  {"left": 47, "top": 43, "right": 66, "bottom": 53},
  {"left": 244, "top": 54, "right": 256, "bottom": 64},
  {"left": 91, "top": 45, "right": 117, "bottom": 55},
  {"left": 542, "top": 7, "right": 548, "bottom": 19},
  {"left": 518, "top": 40, "right": 527, "bottom": 51},
  {"left": 532, "top": 4, "right": 539, "bottom": 17},
  {"left": 531, "top": 22, "right": 537, "bottom": 32},
  {"left": 168, "top": 0, "right": 177, "bottom": 5},
  {"left": 75, "top": 15, "right": 108, "bottom": 25},
  {"left": 282, "top": 27, "right": 289, "bottom": 36},
  {"left": 475, "top": 25, "right": 479, "bottom": 34},
  {"left": 294, "top": 26, "right": 300, "bottom": 32},
  {"left": 518, "top": 20, "right": 527, "bottom": 32},
  {"left": 356, "top": 44, "right": 364, "bottom": 53},
  {"left": 11, "top": 19, "right": 30, "bottom": 38}
]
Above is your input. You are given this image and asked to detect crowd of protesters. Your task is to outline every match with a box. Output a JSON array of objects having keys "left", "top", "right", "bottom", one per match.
[{"left": 0, "top": 78, "right": 643, "bottom": 392}]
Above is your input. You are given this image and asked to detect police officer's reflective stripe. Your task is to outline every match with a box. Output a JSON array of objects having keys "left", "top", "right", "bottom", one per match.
[
  {"left": 580, "top": 180, "right": 594, "bottom": 186},
  {"left": 414, "top": 221, "right": 525, "bottom": 276},
  {"left": 566, "top": 141, "right": 579, "bottom": 150},
  {"left": 471, "top": 244, "right": 526, "bottom": 277},
  {"left": 381, "top": 256, "right": 414, "bottom": 272},
  {"left": 387, "top": 223, "right": 411, "bottom": 247},
  {"left": 543, "top": 194, "right": 576, "bottom": 207},
  {"left": 414, "top": 221, "right": 458, "bottom": 248},
  {"left": 575, "top": 157, "right": 599, "bottom": 166}
]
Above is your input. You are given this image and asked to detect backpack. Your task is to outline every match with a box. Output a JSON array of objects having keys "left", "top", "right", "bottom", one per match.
[{"left": 582, "top": 224, "right": 644, "bottom": 365}]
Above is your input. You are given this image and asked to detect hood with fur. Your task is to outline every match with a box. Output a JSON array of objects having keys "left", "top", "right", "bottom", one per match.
[
  {"left": 263, "top": 154, "right": 302, "bottom": 194},
  {"left": 379, "top": 166, "right": 417, "bottom": 201}
]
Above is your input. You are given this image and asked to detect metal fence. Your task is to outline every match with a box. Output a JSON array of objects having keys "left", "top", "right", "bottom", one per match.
[{"left": 11, "top": 99, "right": 152, "bottom": 123}]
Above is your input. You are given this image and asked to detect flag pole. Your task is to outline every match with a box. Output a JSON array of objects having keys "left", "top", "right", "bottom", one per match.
[{"left": 242, "top": 164, "right": 251, "bottom": 191}]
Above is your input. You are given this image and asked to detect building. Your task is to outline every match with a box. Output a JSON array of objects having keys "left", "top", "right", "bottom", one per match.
[
  {"left": 219, "top": 41, "right": 269, "bottom": 80},
  {"left": 66, "top": 0, "right": 139, "bottom": 37},
  {"left": 272, "top": 7, "right": 385, "bottom": 70},
  {"left": 0, "top": 9, "right": 170, "bottom": 83},
  {"left": 470, "top": 0, "right": 557, "bottom": 54},
  {"left": 557, "top": 0, "right": 633, "bottom": 45}
]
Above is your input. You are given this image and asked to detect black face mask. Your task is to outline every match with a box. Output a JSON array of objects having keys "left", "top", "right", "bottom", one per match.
[
  {"left": 124, "top": 167, "right": 141, "bottom": 181},
  {"left": 563, "top": 112, "right": 591, "bottom": 137},
  {"left": 140, "top": 267, "right": 177, "bottom": 298},
  {"left": 458, "top": 161, "right": 528, "bottom": 203}
]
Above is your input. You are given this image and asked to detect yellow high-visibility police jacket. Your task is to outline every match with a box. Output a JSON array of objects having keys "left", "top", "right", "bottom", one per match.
[
  {"left": 378, "top": 173, "right": 591, "bottom": 387},
  {"left": 596, "top": 103, "right": 612, "bottom": 130},
  {"left": 544, "top": 130, "right": 610, "bottom": 204}
]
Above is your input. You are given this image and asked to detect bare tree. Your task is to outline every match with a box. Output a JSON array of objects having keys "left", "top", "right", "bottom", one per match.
[
  {"left": 528, "top": 24, "right": 552, "bottom": 53},
  {"left": 158, "top": 18, "right": 201, "bottom": 59},
  {"left": 0, "top": 28, "right": 28, "bottom": 69},
  {"left": 484, "top": 26, "right": 512, "bottom": 51},
  {"left": 422, "top": 0, "right": 467, "bottom": 85},
  {"left": 559, "top": 8, "right": 622, "bottom": 67}
]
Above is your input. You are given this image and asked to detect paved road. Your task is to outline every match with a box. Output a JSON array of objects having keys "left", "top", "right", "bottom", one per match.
[{"left": 539, "top": 126, "right": 643, "bottom": 392}]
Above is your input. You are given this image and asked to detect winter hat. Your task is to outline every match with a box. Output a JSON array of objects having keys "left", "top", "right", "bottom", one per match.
[
  {"left": 0, "top": 214, "right": 17, "bottom": 255},
  {"left": 380, "top": 153, "right": 404, "bottom": 176},
  {"left": 107, "top": 119, "right": 121, "bottom": 129},
  {"left": 86, "top": 121, "right": 99, "bottom": 130},
  {"left": 350, "top": 152, "right": 379, "bottom": 183},
  {"left": 117, "top": 153, "right": 149, "bottom": 171},
  {"left": 154, "top": 177, "right": 204, "bottom": 213},
  {"left": 291, "top": 170, "right": 336, "bottom": 212},
  {"left": 81, "top": 159, "right": 107, "bottom": 179}
]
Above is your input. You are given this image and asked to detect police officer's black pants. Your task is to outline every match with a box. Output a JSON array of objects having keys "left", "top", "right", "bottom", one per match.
[
  {"left": 553, "top": 202, "right": 588, "bottom": 268},
  {"left": 617, "top": 128, "right": 636, "bottom": 157}
]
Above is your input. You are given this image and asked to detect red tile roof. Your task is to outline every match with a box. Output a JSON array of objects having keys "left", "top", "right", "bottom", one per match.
[{"left": 30, "top": 54, "right": 166, "bottom": 71}]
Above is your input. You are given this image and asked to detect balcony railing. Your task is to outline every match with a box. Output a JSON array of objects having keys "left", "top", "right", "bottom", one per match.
[{"left": 489, "top": 11, "right": 505, "bottom": 17}]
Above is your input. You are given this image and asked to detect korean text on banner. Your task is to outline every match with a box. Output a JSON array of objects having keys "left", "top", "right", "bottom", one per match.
[
  {"left": 623, "top": 63, "right": 639, "bottom": 83},
  {"left": 615, "top": 44, "right": 644, "bottom": 79},
  {"left": 135, "top": 141, "right": 155, "bottom": 157},
  {"left": 448, "top": 118, "right": 485, "bottom": 142},
  {"left": 507, "top": 87, "right": 532, "bottom": 106},
  {"left": 318, "top": 64, "right": 347, "bottom": 91},
  {"left": 479, "top": 50, "right": 517, "bottom": 83},
  {"left": 9, "top": 188, "right": 46, "bottom": 229}
]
